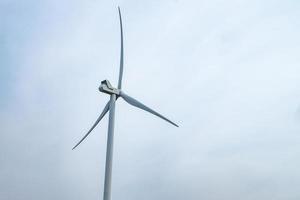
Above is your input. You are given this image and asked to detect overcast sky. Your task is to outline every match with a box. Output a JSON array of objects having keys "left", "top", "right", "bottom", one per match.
[{"left": 1, "top": 0, "right": 300, "bottom": 199}]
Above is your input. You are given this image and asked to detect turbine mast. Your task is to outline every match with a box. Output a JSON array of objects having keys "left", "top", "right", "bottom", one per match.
[{"left": 103, "top": 94, "right": 116, "bottom": 200}]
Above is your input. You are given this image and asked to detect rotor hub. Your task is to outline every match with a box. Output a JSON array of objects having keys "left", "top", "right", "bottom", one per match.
[{"left": 99, "top": 80, "right": 120, "bottom": 95}]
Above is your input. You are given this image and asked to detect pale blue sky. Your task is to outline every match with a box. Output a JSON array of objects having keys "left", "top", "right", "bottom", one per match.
[{"left": 1, "top": 0, "right": 300, "bottom": 199}]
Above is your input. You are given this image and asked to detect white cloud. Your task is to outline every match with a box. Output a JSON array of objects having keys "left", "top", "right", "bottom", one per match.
[{"left": 1, "top": 0, "right": 300, "bottom": 199}]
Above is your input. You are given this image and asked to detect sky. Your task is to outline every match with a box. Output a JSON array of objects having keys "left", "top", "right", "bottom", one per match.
[{"left": 1, "top": 0, "right": 300, "bottom": 199}]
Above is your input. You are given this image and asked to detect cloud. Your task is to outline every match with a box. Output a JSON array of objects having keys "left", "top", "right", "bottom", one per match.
[{"left": 1, "top": 0, "right": 300, "bottom": 199}]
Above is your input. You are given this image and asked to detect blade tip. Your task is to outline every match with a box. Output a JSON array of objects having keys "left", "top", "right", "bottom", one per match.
[{"left": 72, "top": 144, "right": 79, "bottom": 150}]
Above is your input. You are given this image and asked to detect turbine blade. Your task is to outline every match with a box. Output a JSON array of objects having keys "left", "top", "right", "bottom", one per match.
[
  {"left": 72, "top": 102, "right": 110, "bottom": 150},
  {"left": 117, "top": 7, "right": 124, "bottom": 89},
  {"left": 120, "top": 91, "right": 179, "bottom": 127}
]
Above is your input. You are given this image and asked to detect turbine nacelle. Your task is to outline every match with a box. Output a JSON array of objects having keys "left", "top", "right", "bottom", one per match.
[{"left": 99, "top": 80, "right": 120, "bottom": 95}]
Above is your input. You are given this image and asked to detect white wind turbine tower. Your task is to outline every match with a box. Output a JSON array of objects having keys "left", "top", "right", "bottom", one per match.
[{"left": 73, "top": 7, "right": 178, "bottom": 200}]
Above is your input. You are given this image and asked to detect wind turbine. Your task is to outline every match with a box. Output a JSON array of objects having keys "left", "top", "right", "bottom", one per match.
[{"left": 73, "top": 7, "right": 178, "bottom": 200}]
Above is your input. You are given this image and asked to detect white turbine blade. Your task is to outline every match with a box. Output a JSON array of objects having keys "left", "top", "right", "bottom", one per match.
[
  {"left": 120, "top": 91, "right": 179, "bottom": 127},
  {"left": 72, "top": 101, "right": 110, "bottom": 150},
  {"left": 117, "top": 7, "right": 124, "bottom": 89}
]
